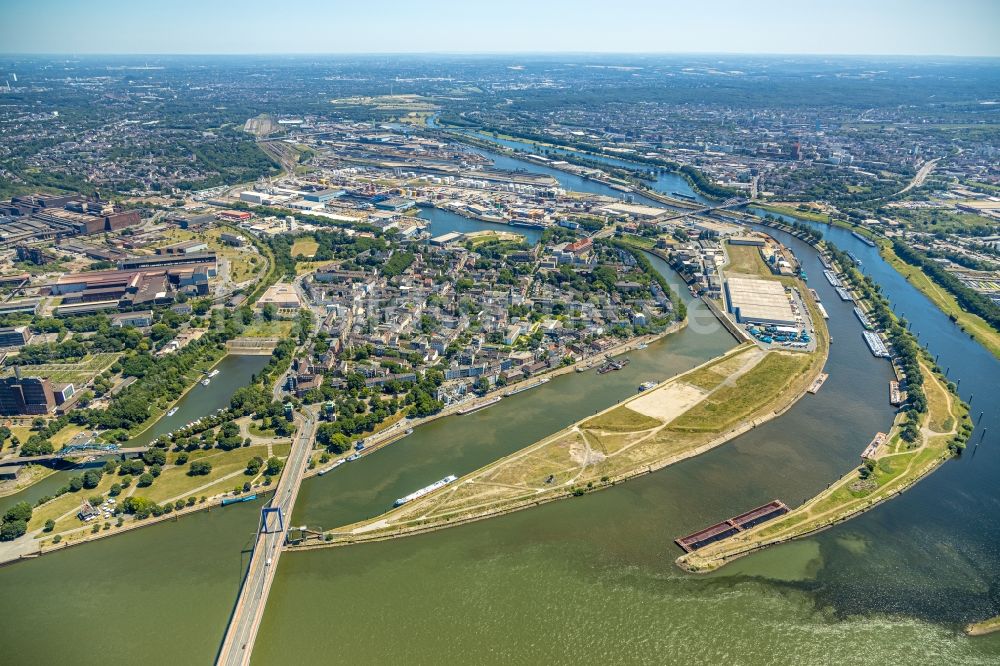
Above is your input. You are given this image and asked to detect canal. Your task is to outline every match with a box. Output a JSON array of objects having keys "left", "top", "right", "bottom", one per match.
[{"left": 0, "top": 152, "right": 998, "bottom": 663}]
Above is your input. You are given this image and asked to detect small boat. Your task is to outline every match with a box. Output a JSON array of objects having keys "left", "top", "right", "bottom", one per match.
[
  {"left": 201, "top": 378, "right": 210, "bottom": 386},
  {"left": 166, "top": 407, "right": 179, "bottom": 417},
  {"left": 638, "top": 381, "right": 657, "bottom": 392},
  {"left": 346, "top": 453, "right": 360, "bottom": 462},
  {"left": 636, "top": 343, "right": 648, "bottom": 350},
  {"left": 207, "top": 369, "right": 220, "bottom": 378}
]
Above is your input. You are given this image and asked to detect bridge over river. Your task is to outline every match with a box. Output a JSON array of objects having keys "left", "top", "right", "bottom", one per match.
[
  {"left": 0, "top": 445, "right": 150, "bottom": 467},
  {"left": 215, "top": 409, "right": 316, "bottom": 666}
]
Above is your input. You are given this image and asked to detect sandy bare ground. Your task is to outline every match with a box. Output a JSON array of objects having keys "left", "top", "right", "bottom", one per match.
[{"left": 628, "top": 383, "right": 707, "bottom": 423}]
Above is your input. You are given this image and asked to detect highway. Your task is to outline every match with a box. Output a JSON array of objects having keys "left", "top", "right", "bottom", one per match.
[
  {"left": 215, "top": 409, "right": 316, "bottom": 666},
  {"left": 899, "top": 157, "right": 939, "bottom": 195}
]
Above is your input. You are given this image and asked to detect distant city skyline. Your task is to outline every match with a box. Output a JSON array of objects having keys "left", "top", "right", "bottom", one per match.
[{"left": 2, "top": 0, "right": 999, "bottom": 57}]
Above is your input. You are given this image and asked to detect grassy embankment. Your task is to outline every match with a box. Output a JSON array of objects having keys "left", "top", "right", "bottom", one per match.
[
  {"left": 879, "top": 242, "right": 1000, "bottom": 360},
  {"left": 307, "top": 294, "right": 827, "bottom": 546},
  {"left": 676, "top": 356, "right": 967, "bottom": 572}
]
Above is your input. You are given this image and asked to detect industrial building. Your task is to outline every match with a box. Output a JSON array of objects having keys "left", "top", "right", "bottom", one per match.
[
  {"left": 725, "top": 276, "right": 798, "bottom": 326},
  {"left": 0, "top": 326, "right": 30, "bottom": 348},
  {"left": 257, "top": 283, "right": 302, "bottom": 315},
  {"left": 0, "top": 194, "right": 139, "bottom": 245},
  {"left": 155, "top": 240, "right": 208, "bottom": 256},
  {"left": 0, "top": 375, "right": 56, "bottom": 415}
]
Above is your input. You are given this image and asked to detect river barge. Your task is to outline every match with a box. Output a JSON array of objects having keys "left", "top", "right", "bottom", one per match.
[
  {"left": 889, "top": 381, "right": 905, "bottom": 406},
  {"left": 862, "top": 330, "right": 890, "bottom": 357},
  {"left": 816, "top": 303, "right": 830, "bottom": 319},
  {"left": 675, "top": 500, "right": 790, "bottom": 553},
  {"left": 823, "top": 270, "right": 842, "bottom": 287},
  {"left": 852, "top": 231, "right": 877, "bottom": 247},
  {"left": 836, "top": 287, "right": 854, "bottom": 302},
  {"left": 861, "top": 432, "right": 888, "bottom": 460},
  {"left": 503, "top": 377, "right": 550, "bottom": 397},
  {"left": 597, "top": 358, "right": 630, "bottom": 374},
  {"left": 854, "top": 307, "right": 874, "bottom": 330},
  {"left": 394, "top": 475, "right": 458, "bottom": 507},
  {"left": 457, "top": 396, "right": 502, "bottom": 415},
  {"left": 221, "top": 494, "right": 257, "bottom": 507},
  {"left": 807, "top": 373, "right": 829, "bottom": 394}
]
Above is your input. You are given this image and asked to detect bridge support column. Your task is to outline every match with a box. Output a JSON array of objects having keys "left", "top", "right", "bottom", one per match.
[{"left": 260, "top": 506, "right": 284, "bottom": 534}]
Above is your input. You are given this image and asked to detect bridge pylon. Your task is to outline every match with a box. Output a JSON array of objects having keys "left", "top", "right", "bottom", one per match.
[{"left": 260, "top": 506, "right": 284, "bottom": 534}]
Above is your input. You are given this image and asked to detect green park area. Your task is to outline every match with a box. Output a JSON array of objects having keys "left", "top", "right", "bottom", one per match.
[{"left": 24, "top": 442, "right": 291, "bottom": 547}]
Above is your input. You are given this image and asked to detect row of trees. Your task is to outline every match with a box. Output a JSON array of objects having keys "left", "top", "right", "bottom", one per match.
[{"left": 893, "top": 240, "right": 1000, "bottom": 332}]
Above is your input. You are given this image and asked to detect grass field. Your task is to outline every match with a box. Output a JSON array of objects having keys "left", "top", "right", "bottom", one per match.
[
  {"left": 677, "top": 360, "right": 966, "bottom": 572},
  {"left": 881, "top": 243, "right": 1000, "bottom": 360},
  {"left": 755, "top": 202, "right": 832, "bottom": 224},
  {"left": 291, "top": 238, "right": 319, "bottom": 258},
  {"left": 1, "top": 352, "right": 119, "bottom": 386},
  {"left": 243, "top": 319, "right": 295, "bottom": 338},
  {"left": 137, "top": 443, "right": 288, "bottom": 504},
  {"left": 725, "top": 243, "right": 774, "bottom": 278}
]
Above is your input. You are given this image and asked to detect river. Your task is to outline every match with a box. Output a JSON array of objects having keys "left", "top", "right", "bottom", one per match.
[{"left": 0, "top": 153, "right": 998, "bottom": 663}]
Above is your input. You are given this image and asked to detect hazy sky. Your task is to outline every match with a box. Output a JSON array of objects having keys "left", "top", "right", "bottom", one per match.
[{"left": 2, "top": 0, "right": 999, "bottom": 57}]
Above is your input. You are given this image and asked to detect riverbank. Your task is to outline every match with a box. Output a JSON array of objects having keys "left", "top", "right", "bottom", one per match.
[
  {"left": 676, "top": 354, "right": 966, "bottom": 572},
  {"left": 966, "top": 616, "right": 1000, "bottom": 637},
  {"left": 296, "top": 288, "right": 827, "bottom": 548},
  {"left": 880, "top": 242, "right": 1000, "bottom": 360}
]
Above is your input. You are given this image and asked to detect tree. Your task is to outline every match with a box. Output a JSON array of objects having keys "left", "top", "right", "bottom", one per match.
[
  {"left": 3, "top": 501, "right": 32, "bottom": 524},
  {"left": 0, "top": 520, "right": 27, "bottom": 541},
  {"left": 264, "top": 457, "right": 284, "bottom": 476},
  {"left": 137, "top": 473, "right": 154, "bottom": 487},
  {"left": 245, "top": 456, "right": 263, "bottom": 476},
  {"left": 82, "top": 469, "right": 102, "bottom": 489},
  {"left": 43, "top": 519, "right": 56, "bottom": 533},
  {"left": 143, "top": 448, "right": 167, "bottom": 467},
  {"left": 188, "top": 460, "right": 213, "bottom": 476}
]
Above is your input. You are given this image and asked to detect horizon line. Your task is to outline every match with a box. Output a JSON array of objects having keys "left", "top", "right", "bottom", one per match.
[{"left": 2, "top": 51, "right": 999, "bottom": 60}]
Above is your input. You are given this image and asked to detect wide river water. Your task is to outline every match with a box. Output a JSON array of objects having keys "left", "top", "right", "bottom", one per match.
[{"left": 0, "top": 148, "right": 998, "bottom": 664}]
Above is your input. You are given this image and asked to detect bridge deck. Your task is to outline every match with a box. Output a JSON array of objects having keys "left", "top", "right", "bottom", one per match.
[{"left": 215, "top": 411, "right": 315, "bottom": 666}]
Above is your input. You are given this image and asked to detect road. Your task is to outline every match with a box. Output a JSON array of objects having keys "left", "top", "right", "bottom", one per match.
[
  {"left": 215, "top": 409, "right": 316, "bottom": 666},
  {"left": 899, "top": 158, "right": 939, "bottom": 195}
]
